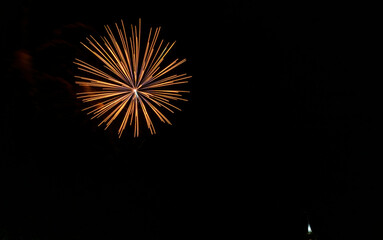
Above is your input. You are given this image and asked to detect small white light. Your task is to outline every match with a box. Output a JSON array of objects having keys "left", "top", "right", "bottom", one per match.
[{"left": 308, "top": 223, "right": 312, "bottom": 233}]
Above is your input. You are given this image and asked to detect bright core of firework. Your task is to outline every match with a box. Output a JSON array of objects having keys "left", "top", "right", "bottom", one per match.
[
  {"left": 133, "top": 88, "right": 138, "bottom": 96},
  {"left": 74, "top": 19, "right": 190, "bottom": 137}
]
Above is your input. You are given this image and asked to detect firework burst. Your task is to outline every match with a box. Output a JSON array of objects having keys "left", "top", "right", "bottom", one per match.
[{"left": 74, "top": 19, "right": 190, "bottom": 137}]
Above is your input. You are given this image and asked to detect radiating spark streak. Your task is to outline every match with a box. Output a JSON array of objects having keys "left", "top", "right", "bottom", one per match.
[{"left": 75, "top": 19, "right": 190, "bottom": 137}]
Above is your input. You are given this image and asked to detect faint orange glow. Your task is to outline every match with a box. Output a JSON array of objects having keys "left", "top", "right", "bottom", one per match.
[{"left": 74, "top": 19, "right": 190, "bottom": 137}]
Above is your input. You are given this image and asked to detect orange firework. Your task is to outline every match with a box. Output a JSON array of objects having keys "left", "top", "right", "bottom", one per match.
[{"left": 74, "top": 19, "right": 190, "bottom": 137}]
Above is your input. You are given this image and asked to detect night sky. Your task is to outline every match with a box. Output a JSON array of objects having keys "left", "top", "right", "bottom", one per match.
[{"left": 1, "top": 1, "right": 382, "bottom": 240}]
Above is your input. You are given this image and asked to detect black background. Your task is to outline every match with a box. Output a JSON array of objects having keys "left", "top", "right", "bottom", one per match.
[{"left": 1, "top": 1, "right": 382, "bottom": 239}]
